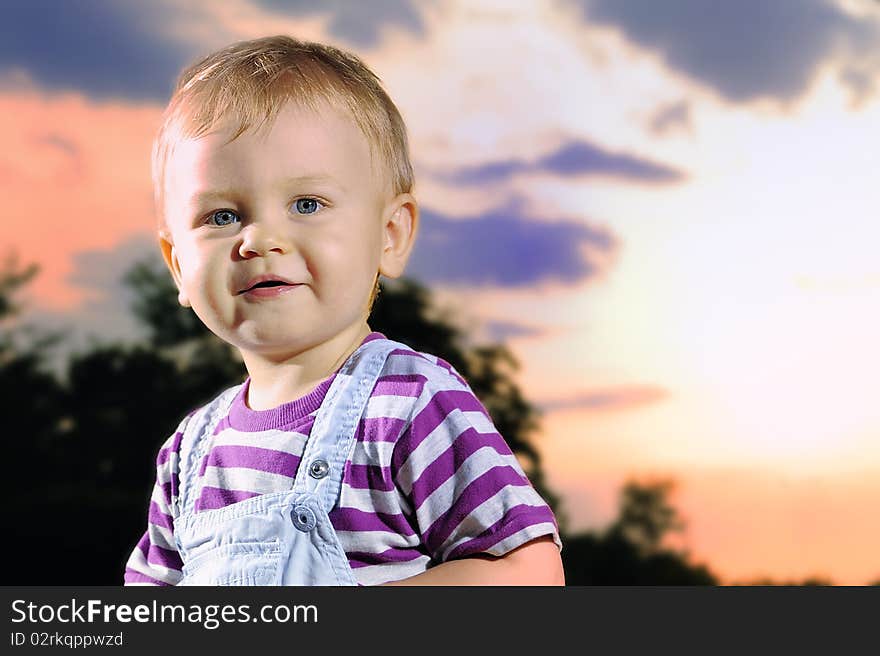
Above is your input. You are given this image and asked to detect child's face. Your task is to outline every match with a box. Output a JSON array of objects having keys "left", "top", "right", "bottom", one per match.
[{"left": 159, "top": 101, "right": 414, "bottom": 359}]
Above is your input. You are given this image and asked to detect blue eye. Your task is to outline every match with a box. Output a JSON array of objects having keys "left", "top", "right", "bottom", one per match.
[
  {"left": 293, "top": 198, "right": 323, "bottom": 215},
  {"left": 207, "top": 209, "right": 240, "bottom": 226}
]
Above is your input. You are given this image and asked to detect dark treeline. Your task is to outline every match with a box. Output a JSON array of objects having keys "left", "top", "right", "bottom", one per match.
[{"left": 2, "top": 255, "right": 855, "bottom": 585}]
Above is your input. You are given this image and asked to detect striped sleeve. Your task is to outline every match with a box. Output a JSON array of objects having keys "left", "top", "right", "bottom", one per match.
[
  {"left": 123, "top": 417, "right": 190, "bottom": 586},
  {"left": 391, "top": 362, "right": 561, "bottom": 563}
]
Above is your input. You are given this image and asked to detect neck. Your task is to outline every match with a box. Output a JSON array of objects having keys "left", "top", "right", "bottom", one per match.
[{"left": 241, "top": 321, "right": 372, "bottom": 411}]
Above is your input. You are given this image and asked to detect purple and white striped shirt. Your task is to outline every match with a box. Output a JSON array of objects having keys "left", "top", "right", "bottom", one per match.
[{"left": 124, "top": 333, "right": 560, "bottom": 586}]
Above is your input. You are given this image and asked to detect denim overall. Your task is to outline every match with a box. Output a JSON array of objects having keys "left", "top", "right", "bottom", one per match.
[{"left": 172, "top": 337, "right": 403, "bottom": 586}]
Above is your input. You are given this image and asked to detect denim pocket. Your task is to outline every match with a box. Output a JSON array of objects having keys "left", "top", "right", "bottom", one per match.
[{"left": 180, "top": 541, "right": 283, "bottom": 586}]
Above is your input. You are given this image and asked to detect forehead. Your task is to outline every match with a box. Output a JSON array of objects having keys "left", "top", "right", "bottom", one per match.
[{"left": 165, "top": 102, "right": 381, "bottom": 208}]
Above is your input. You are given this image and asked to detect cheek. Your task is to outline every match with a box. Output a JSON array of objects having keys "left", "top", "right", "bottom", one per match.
[
  {"left": 331, "top": 242, "right": 380, "bottom": 284},
  {"left": 343, "top": 221, "right": 383, "bottom": 267},
  {"left": 309, "top": 231, "right": 372, "bottom": 274},
  {"left": 178, "top": 247, "right": 224, "bottom": 293},
  {"left": 308, "top": 238, "right": 377, "bottom": 306},
  {"left": 177, "top": 251, "right": 202, "bottom": 285}
]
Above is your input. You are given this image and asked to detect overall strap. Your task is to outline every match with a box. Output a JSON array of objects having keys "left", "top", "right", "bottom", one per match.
[
  {"left": 293, "top": 338, "right": 406, "bottom": 513},
  {"left": 175, "top": 384, "right": 243, "bottom": 519}
]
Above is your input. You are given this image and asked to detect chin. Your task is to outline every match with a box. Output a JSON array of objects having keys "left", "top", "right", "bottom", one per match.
[{"left": 238, "top": 337, "right": 310, "bottom": 355}]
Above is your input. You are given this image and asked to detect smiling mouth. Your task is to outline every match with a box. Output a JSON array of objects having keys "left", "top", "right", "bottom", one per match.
[{"left": 240, "top": 280, "right": 298, "bottom": 294}]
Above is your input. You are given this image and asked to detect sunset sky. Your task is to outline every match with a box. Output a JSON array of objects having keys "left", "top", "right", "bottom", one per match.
[{"left": 3, "top": 0, "right": 879, "bottom": 583}]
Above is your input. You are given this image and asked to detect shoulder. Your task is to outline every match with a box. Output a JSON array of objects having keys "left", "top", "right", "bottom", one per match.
[
  {"left": 371, "top": 339, "right": 495, "bottom": 452},
  {"left": 154, "top": 412, "right": 193, "bottom": 469},
  {"left": 363, "top": 340, "right": 480, "bottom": 445},
  {"left": 156, "top": 383, "right": 244, "bottom": 466},
  {"left": 376, "top": 339, "right": 471, "bottom": 395}
]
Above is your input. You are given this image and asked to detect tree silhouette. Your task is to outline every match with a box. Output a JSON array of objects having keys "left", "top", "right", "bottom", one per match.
[
  {"left": 738, "top": 576, "right": 835, "bottom": 586},
  {"left": 607, "top": 479, "right": 685, "bottom": 556},
  {"left": 2, "top": 256, "right": 79, "bottom": 582},
  {"left": 1, "top": 256, "right": 65, "bottom": 474},
  {"left": 124, "top": 260, "right": 209, "bottom": 347},
  {"left": 562, "top": 479, "right": 717, "bottom": 585},
  {"left": 0, "top": 253, "right": 39, "bottom": 321}
]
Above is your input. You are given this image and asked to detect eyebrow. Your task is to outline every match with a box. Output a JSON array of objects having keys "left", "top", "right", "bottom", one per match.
[{"left": 187, "top": 174, "right": 344, "bottom": 205}]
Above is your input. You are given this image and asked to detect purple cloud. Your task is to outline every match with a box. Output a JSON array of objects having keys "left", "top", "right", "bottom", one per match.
[
  {"left": 253, "top": 0, "right": 426, "bottom": 47},
  {"left": 570, "top": 0, "right": 880, "bottom": 103},
  {"left": 441, "top": 139, "right": 685, "bottom": 185},
  {"left": 407, "top": 202, "right": 617, "bottom": 288},
  {"left": 0, "top": 0, "right": 201, "bottom": 101}
]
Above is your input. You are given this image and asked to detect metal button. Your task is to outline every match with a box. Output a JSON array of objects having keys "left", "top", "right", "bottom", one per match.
[
  {"left": 309, "top": 459, "right": 330, "bottom": 479},
  {"left": 291, "top": 505, "right": 317, "bottom": 532}
]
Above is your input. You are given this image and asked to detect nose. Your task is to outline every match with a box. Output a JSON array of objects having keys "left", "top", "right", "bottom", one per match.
[{"left": 238, "top": 218, "right": 292, "bottom": 258}]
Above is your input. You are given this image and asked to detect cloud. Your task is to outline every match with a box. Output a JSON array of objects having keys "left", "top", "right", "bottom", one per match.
[
  {"left": 537, "top": 384, "right": 669, "bottom": 412},
  {"left": 0, "top": 0, "right": 199, "bottom": 101},
  {"left": 439, "top": 139, "right": 685, "bottom": 185},
  {"left": 647, "top": 100, "right": 692, "bottom": 136},
  {"left": 407, "top": 202, "right": 617, "bottom": 288},
  {"left": 65, "top": 235, "right": 158, "bottom": 307},
  {"left": 252, "top": 0, "right": 426, "bottom": 47},
  {"left": 22, "top": 235, "right": 159, "bottom": 367},
  {"left": 571, "top": 0, "right": 880, "bottom": 103},
  {"left": 839, "top": 66, "right": 877, "bottom": 107},
  {"left": 1, "top": 91, "right": 161, "bottom": 308},
  {"left": 482, "top": 319, "right": 546, "bottom": 342},
  {"left": 0, "top": 0, "right": 431, "bottom": 99},
  {"left": 35, "top": 133, "right": 80, "bottom": 159}
]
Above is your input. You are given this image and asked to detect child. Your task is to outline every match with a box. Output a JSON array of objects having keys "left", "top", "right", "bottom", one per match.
[{"left": 124, "top": 35, "right": 563, "bottom": 586}]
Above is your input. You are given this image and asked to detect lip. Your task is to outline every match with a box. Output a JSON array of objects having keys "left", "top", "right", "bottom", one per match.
[
  {"left": 237, "top": 274, "right": 301, "bottom": 296},
  {"left": 241, "top": 284, "right": 301, "bottom": 299}
]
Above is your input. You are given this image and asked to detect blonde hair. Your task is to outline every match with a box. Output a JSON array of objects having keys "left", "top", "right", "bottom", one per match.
[{"left": 152, "top": 35, "right": 414, "bottom": 228}]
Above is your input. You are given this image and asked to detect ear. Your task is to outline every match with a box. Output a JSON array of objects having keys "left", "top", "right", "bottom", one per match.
[
  {"left": 378, "top": 193, "right": 418, "bottom": 279},
  {"left": 158, "top": 231, "right": 191, "bottom": 308}
]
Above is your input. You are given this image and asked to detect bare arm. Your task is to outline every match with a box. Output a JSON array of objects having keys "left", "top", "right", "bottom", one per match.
[{"left": 382, "top": 536, "right": 565, "bottom": 586}]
